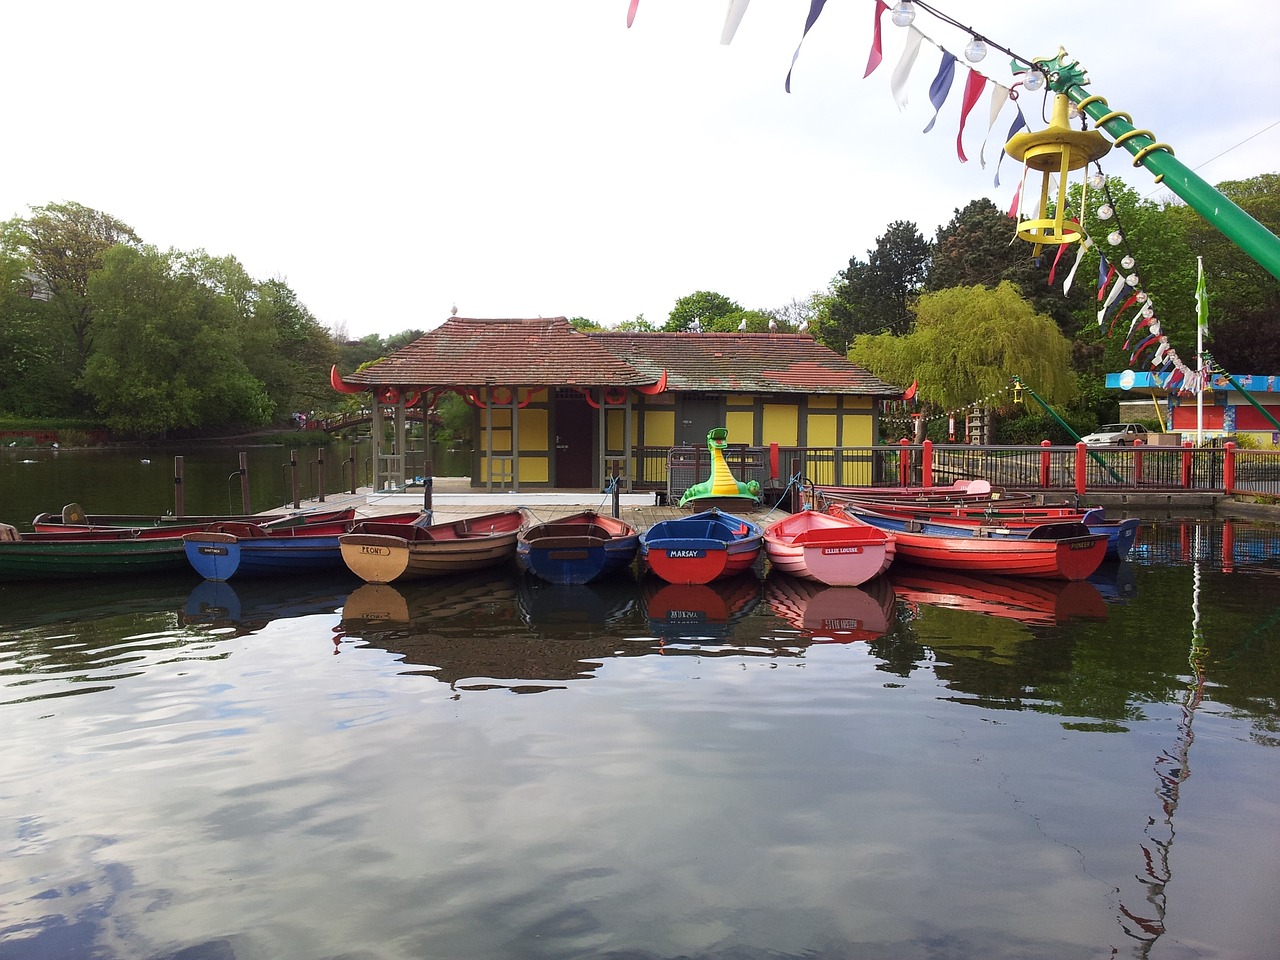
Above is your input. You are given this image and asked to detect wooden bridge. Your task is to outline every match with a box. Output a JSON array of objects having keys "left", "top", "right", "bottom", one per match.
[{"left": 305, "top": 409, "right": 427, "bottom": 433}]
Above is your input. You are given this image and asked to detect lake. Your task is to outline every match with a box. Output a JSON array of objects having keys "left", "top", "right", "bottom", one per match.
[{"left": 1, "top": 449, "right": 1278, "bottom": 959}]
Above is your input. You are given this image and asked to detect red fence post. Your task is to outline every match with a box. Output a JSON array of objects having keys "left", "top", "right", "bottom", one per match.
[
  {"left": 921, "top": 439, "right": 933, "bottom": 488},
  {"left": 1132, "top": 438, "right": 1143, "bottom": 485},
  {"left": 898, "top": 438, "right": 910, "bottom": 487},
  {"left": 1181, "top": 441, "right": 1194, "bottom": 489},
  {"left": 1223, "top": 441, "right": 1236, "bottom": 492},
  {"left": 1040, "top": 440, "right": 1051, "bottom": 488},
  {"left": 1074, "top": 443, "right": 1087, "bottom": 498}
]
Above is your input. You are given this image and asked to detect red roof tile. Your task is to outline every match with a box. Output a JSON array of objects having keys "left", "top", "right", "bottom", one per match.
[{"left": 339, "top": 319, "right": 900, "bottom": 396}]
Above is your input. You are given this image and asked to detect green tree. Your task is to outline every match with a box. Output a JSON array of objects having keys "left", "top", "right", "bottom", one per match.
[
  {"left": 81, "top": 246, "right": 272, "bottom": 435},
  {"left": 665, "top": 291, "right": 742, "bottom": 332},
  {"left": 616, "top": 314, "right": 658, "bottom": 332},
  {"left": 2, "top": 202, "right": 141, "bottom": 377},
  {"left": 848, "top": 282, "right": 1077, "bottom": 410},
  {"left": 1167, "top": 173, "right": 1280, "bottom": 371},
  {"left": 826, "top": 220, "right": 931, "bottom": 349}
]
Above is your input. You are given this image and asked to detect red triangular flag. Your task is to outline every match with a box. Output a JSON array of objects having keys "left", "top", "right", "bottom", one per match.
[
  {"left": 903, "top": 379, "right": 918, "bottom": 402},
  {"left": 863, "top": 0, "right": 889, "bottom": 78},
  {"left": 627, "top": 0, "right": 639, "bottom": 27},
  {"left": 955, "top": 68, "right": 987, "bottom": 162}
]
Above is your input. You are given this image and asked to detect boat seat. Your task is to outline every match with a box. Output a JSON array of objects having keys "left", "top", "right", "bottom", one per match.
[
  {"left": 0, "top": 523, "right": 18, "bottom": 542},
  {"left": 205, "top": 521, "right": 267, "bottom": 538},
  {"left": 62, "top": 502, "right": 87, "bottom": 524}
]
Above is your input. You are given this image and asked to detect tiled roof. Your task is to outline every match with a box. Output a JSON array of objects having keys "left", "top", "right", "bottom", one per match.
[
  {"left": 340, "top": 318, "right": 901, "bottom": 396},
  {"left": 589, "top": 331, "right": 902, "bottom": 396},
  {"left": 342, "top": 317, "right": 652, "bottom": 387}
]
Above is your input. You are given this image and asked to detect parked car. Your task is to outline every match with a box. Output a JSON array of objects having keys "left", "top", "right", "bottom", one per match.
[{"left": 1080, "top": 423, "right": 1149, "bottom": 446}]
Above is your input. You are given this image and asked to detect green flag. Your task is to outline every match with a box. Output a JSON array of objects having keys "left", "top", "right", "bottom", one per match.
[{"left": 1196, "top": 256, "right": 1209, "bottom": 334}]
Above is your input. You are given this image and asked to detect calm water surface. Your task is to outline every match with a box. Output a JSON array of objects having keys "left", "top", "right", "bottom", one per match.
[{"left": 1, "top": 516, "right": 1278, "bottom": 960}]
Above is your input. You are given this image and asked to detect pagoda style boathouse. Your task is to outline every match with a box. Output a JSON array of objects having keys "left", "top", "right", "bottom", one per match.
[{"left": 331, "top": 316, "right": 902, "bottom": 495}]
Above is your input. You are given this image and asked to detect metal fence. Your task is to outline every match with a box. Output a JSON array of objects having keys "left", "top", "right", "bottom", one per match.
[{"left": 624, "top": 441, "right": 1272, "bottom": 497}]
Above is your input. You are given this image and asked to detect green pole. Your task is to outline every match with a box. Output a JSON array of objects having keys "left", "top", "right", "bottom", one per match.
[
  {"left": 1204, "top": 355, "right": 1280, "bottom": 435},
  {"left": 1014, "top": 376, "right": 1124, "bottom": 483},
  {"left": 1037, "top": 52, "right": 1280, "bottom": 282}
]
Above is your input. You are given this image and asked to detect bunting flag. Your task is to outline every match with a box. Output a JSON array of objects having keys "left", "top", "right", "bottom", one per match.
[
  {"left": 978, "top": 84, "right": 1010, "bottom": 168},
  {"left": 626, "top": 0, "right": 639, "bottom": 28},
  {"left": 890, "top": 27, "right": 925, "bottom": 110},
  {"left": 903, "top": 379, "right": 919, "bottom": 402},
  {"left": 785, "top": 0, "right": 830, "bottom": 93},
  {"left": 993, "top": 109, "right": 1026, "bottom": 187},
  {"left": 1062, "top": 237, "right": 1091, "bottom": 295},
  {"left": 721, "top": 0, "right": 752, "bottom": 44},
  {"left": 1097, "top": 260, "right": 1114, "bottom": 301},
  {"left": 1131, "top": 332, "right": 1161, "bottom": 364},
  {"left": 1152, "top": 338, "right": 1170, "bottom": 367},
  {"left": 863, "top": 0, "right": 889, "bottom": 77},
  {"left": 955, "top": 68, "right": 987, "bottom": 162},
  {"left": 1007, "top": 178, "right": 1022, "bottom": 218},
  {"left": 1047, "top": 225, "right": 1076, "bottom": 285},
  {"left": 1097, "top": 270, "right": 1127, "bottom": 325},
  {"left": 922, "top": 49, "right": 958, "bottom": 133}
]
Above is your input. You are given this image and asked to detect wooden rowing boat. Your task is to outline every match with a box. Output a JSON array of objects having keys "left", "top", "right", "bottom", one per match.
[
  {"left": 339, "top": 509, "right": 524, "bottom": 584},
  {"left": 639, "top": 508, "right": 763, "bottom": 585},
  {"left": 826, "top": 504, "right": 1108, "bottom": 580},
  {"left": 32, "top": 502, "right": 353, "bottom": 533},
  {"left": 182, "top": 512, "right": 423, "bottom": 581},
  {"left": 762, "top": 508, "right": 895, "bottom": 586},
  {"left": 516, "top": 510, "right": 640, "bottom": 584}
]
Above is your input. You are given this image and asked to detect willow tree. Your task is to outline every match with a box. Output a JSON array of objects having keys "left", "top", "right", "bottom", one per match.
[{"left": 848, "top": 281, "right": 1077, "bottom": 409}]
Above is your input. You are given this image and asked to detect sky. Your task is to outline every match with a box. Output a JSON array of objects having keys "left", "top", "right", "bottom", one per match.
[{"left": 7, "top": 1, "right": 1279, "bottom": 341}]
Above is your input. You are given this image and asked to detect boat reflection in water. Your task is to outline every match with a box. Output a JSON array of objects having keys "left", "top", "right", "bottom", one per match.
[
  {"left": 764, "top": 575, "right": 897, "bottom": 643},
  {"left": 640, "top": 573, "right": 762, "bottom": 643},
  {"left": 183, "top": 574, "right": 353, "bottom": 633},
  {"left": 340, "top": 569, "right": 620, "bottom": 692},
  {"left": 1088, "top": 559, "right": 1139, "bottom": 603},
  {"left": 887, "top": 566, "right": 1108, "bottom": 626}
]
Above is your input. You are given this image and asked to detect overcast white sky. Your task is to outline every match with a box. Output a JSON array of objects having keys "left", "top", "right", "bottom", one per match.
[{"left": 7, "top": 1, "right": 1278, "bottom": 340}]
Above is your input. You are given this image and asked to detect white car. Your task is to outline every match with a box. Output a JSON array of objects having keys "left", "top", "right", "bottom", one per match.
[{"left": 1081, "top": 423, "right": 1149, "bottom": 446}]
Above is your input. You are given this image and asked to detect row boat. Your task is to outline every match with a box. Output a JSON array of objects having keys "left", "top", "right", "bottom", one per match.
[
  {"left": 516, "top": 510, "right": 640, "bottom": 584},
  {"left": 761, "top": 509, "right": 895, "bottom": 586},
  {"left": 639, "top": 508, "right": 763, "bottom": 585},
  {"left": 182, "top": 512, "right": 423, "bottom": 581},
  {"left": 339, "top": 509, "right": 524, "bottom": 583},
  {"left": 32, "top": 503, "right": 354, "bottom": 534},
  {"left": 826, "top": 504, "right": 1108, "bottom": 580}
]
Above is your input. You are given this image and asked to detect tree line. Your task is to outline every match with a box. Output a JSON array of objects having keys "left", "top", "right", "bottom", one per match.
[{"left": 3, "top": 173, "right": 1276, "bottom": 438}]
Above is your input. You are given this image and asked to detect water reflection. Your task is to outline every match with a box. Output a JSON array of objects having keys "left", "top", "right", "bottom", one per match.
[
  {"left": 183, "top": 574, "right": 353, "bottom": 633},
  {"left": 640, "top": 574, "right": 761, "bottom": 641},
  {"left": 888, "top": 566, "right": 1108, "bottom": 626},
  {"left": 765, "top": 575, "right": 896, "bottom": 642}
]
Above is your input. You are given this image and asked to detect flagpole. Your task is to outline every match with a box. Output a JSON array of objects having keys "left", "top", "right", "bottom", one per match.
[{"left": 1197, "top": 257, "right": 1204, "bottom": 446}]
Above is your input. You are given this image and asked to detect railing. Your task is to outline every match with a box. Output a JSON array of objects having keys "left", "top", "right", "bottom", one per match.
[{"left": 628, "top": 441, "right": 1264, "bottom": 498}]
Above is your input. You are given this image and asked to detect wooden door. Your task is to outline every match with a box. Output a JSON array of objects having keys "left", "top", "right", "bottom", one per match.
[{"left": 554, "top": 390, "right": 595, "bottom": 487}]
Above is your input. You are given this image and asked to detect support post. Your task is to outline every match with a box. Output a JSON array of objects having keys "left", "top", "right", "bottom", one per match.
[
  {"left": 174, "top": 456, "right": 185, "bottom": 517},
  {"left": 1074, "top": 443, "right": 1087, "bottom": 498},
  {"left": 1040, "top": 440, "right": 1052, "bottom": 488},
  {"left": 921, "top": 439, "right": 933, "bottom": 488},
  {"left": 1181, "top": 441, "right": 1194, "bottom": 489},
  {"left": 898, "top": 438, "right": 910, "bottom": 487},
  {"left": 238, "top": 452, "right": 251, "bottom": 513},
  {"left": 1133, "top": 439, "right": 1144, "bottom": 485},
  {"left": 1223, "top": 441, "right": 1236, "bottom": 493}
]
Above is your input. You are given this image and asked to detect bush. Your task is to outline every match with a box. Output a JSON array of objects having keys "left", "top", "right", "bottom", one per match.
[{"left": 993, "top": 412, "right": 1095, "bottom": 445}]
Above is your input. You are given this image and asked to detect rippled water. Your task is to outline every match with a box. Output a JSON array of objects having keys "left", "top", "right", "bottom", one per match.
[{"left": 1, "top": 522, "right": 1278, "bottom": 960}]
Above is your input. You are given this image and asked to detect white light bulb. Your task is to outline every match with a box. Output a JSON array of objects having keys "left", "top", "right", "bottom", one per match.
[
  {"left": 964, "top": 37, "right": 987, "bottom": 62},
  {"left": 1097, "top": 203, "right": 1114, "bottom": 221},
  {"left": 890, "top": 1, "right": 916, "bottom": 27},
  {"left": 1126, "top": 273, "right": 1140, "bottom": 286},
  {"left": 1107, "top": 230, "right": 1123, "bottom": 246},
  {"left": 1022, "top": 70, "right": 1045, "bottom": 92},
  {"left": 1136, "top": 291, "right": 1148, "bottom": 302},
  {"left": 1089, "top": 171, "right": 1106, "bottom": 189},
  {"left": 1121, "top": 255, "right": 1135, "bottom": 270}
]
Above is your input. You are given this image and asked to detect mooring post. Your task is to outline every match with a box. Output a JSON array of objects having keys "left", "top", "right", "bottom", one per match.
[
  {"left": 348, "top": 444, "right": 357, "bottom": 494},
  {"left": 790, "top": 457, "right": 803, "bottom": 512},
  {"left": 423, "top": 458, "right": 434, "bottom": 513},
  {"left": 316, "top": 449, "right": 326, "bottom": 503},
  {"left": 290, "top": 449, "right": 300, "bottom": 508},
  {"left": 612, "top": 463, "right": 621, "bottom": 519},
  {"left": 174, "top": 456, "right": 185, "bottom": 517},
  {"left": 239, "top": 452, "right": 251, "bottom": 513}
]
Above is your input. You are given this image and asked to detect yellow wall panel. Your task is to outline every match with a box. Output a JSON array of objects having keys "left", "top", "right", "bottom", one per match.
[
  {"left": 762, "top": 404, "right": 799, "bottom": 446},
  {"left": 842, "top": 396, "right": 872, "bottom": 410},
  {"left": 808, "top": 414, "right": 837, "bottom": 446},
  {"left": 518, "top": 408, "right": 549, "bottom": 451},
  {"left": 519, "top": 457, "right": 549, "bottom": 483},
  {"left": 726, "top": 410, "right": 755, "bottom": 444},
  {"left": 645, "top": 409, "right": 676, "bottom": 447},
  {"left": 809, "top": 395, "right": 836, "bottom": 409},
  {"left": 841, "top": 414, "right": 874, "bottom": 446}
]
